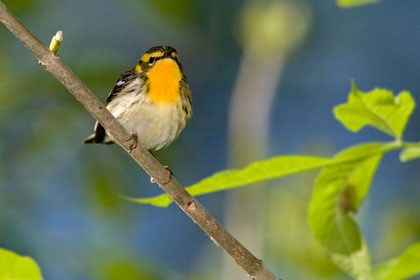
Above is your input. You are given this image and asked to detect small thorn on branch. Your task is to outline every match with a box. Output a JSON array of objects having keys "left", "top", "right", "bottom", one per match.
[{"left": 186, "top": 200, "right": 197, "bottom": 211}]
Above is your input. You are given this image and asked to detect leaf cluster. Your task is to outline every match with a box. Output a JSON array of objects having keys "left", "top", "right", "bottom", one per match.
[
  {"left": 131, "top": 81, "right": 420, "bottom": 279},
  {"left": 0, "top": 248, "right": 42, "bottom": 280},
  {"left": 337, "top": 0, "right": 381, "bottom": 8}
]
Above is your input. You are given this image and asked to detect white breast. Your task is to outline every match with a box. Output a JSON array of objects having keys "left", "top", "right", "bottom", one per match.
[{"left": 106, "top": 82, "right": 187, "bottom": 151}]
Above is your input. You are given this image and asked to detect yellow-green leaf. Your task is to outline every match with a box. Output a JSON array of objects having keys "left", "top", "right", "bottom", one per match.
[
  {"left": 127, "top": 142, "right": 396, "bottom": 207},
  {"left": 400, "top": 146, "right": 420, "bottom": 162},
  {"left": 0, "top": 248, "right": 43, "bottom": 280},
  {"left": 128, "top": 155, "right": 330, "bottom": 207},
  {"left": 337, "top": 0, "right": 380, "bottom": 7},
  {"left": 309, "top": 143, "right": 386, "bottom": 279},
  {"left": 121, "top": 193, "right": 172, "bottom": 208},
  {"left": 334, "top": 81, "right": 415, "bottom": 140},
  {"left": 373, "top": 242, "right": 420, "bottom": 280},
  {"left": 330, "top": 240, "right": 372, "bottom": 280}
]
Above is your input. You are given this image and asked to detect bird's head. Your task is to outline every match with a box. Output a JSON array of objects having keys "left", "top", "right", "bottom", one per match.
[{"left": 135, "top": 46, "right": 185, "bottom": 103}]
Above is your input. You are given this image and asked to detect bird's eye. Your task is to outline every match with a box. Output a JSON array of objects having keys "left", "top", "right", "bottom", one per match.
[{"left": 148, "top": 57, "right": 155, "bottom": 65}]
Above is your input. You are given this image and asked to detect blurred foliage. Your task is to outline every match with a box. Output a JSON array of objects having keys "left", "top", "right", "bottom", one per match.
[
  {"left": 2, "top": 0, "right": 36, "bottom": 11},
  {"left": 0, "top": 248, "right": 43, "bottom": 280},
  {"left": 265, "top": 175, "right": 342, "bottom": 279},
  {"left": 81, "top": 148, "right": 138, "bottom": 214},
  {"left": 372, "top": 243, "right": 420, "bottom": 280},
  {"left": 91, "top": 256, "right": 163, "bottom": 280},
  {"left": 138, "top": 0, "right": 207, "bottom": 28},
  {"left": 86, "top": 164, "right": 123, "bottom": 211},
  {"left": 374, "top": 205, "right": 420, "bottom": 259},
  {"left": 237, "top": 0, "right": 310, "bottom": 55},
  {"left": 337, "top": 0, "right": 381, "bottom": 8}
]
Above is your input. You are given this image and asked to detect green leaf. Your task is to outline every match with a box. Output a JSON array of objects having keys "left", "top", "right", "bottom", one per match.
[
  {"left": 309, "top": 143, "right": 386, "bottom": 279},
  {"left": 337, "top": 0, "right": 380, "bottom": 7},
  {"left": 373, "top": 242, "right": 420, "bottom": 280},
  {"left": 127, "top": 142, "right": 396, "bottom": 207},
  {"left": 128, "top": 155, "right": 330, "bottom": 207},
  {"left": 400, "top": 146, "right": 420, "bottom": 162},
  {"left": 0, "top": 248, "right": 43, "bottom": 280},
  {"left": 372, "top": 259, "right": 397, "bottom": 280},
  {"left": 121, "top": 193, "right": 172, "bottom": 208},
  {"left": 330, "top": 240, "right": 372, "bottom": 280},
  {"left": 334, "top": 81, "right": 415, "bottom": 140}
]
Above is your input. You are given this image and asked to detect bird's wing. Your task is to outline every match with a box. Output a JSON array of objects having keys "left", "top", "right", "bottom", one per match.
[{"left": 105, "top": 70, "right": 140, "bottom": 105}]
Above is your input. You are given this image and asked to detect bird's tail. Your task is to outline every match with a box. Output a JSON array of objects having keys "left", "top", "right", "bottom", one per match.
[
  {"left": 82, "top": 122, "right": 109, "bottom": 144},
  {"left": 83, "top": 134, "right": 96, "bottom": 144}
]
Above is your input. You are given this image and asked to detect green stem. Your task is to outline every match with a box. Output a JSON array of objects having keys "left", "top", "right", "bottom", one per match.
[{"left": 400, "top": 141, "right": 420, "bottom": 148}]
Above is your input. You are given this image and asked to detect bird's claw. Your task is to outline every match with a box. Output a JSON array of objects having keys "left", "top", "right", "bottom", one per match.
[
  {"left": 163, "top": 165, "right": 173, "bottom": 177},
  {"left": 128, "top": 131, "right": 138, "bottom": 152}
]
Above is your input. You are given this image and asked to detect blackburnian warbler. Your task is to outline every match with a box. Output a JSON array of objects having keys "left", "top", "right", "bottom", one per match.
[{"left": 83, "top": 46, "right": 192, "bottom": 151}]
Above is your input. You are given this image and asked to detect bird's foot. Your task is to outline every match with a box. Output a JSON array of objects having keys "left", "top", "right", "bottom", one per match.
[
  {"left": 163, "top": 165, "right": 174, "bottom": 180},
  {"left": 128, "top": 131, "right": 138, "bottom": 152}
]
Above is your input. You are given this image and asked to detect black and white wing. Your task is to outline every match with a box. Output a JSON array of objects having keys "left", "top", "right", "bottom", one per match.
[
  {"left": 83, "top": 70, "right": 140, "bottom": 144},
  {"left": 105, "top": 70, "right": 140, "bottom": 105}
]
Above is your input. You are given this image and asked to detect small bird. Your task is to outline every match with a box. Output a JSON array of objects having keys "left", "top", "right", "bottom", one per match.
[{"left": 83, "top": 46, "right": 192, "bottom": 152}]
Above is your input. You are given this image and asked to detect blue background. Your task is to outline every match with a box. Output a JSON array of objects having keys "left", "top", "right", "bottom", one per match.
[{"left": 0, "top": 0, "right": 419, "bottom": 279}]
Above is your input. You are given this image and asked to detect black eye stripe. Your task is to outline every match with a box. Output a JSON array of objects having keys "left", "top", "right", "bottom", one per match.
[{"left": 142, "top": 54, "right": 180, "bottom": 68}]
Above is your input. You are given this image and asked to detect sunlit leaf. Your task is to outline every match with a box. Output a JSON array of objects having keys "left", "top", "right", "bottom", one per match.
[
  {"left": 330, "top": 240, "right": 372, "bottom": 280},
  {"left": 372, "top": 259, "right": 397, "bottom": 280},
  {"left": 128, "top": 155, "right": 329, "bottom": 207},
  {"left": 373, "top": 242, "right": 420, "bottom": 280},
  {"left": 127, "top": 142, "right": 396, "bottom": 207},
  {"left": 0, "top": 248, "right": 43, "bottom": 280},
  {"left": 334, "top": 81, "right": 415, "bottom": 140},
  {"left": 337, "top": 0, "right": 380, "bottom": 7},
  {"left": 309, "top": 143, "right": 386, "bottom": 279},
  {"left": 400, "top": 146, "right": 420, "bottom": 162},
  {"left": 122, "top": 193, "right": 172, "bottom": 208}
]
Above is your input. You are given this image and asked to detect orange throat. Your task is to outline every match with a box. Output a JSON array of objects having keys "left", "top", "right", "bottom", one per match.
[{"left": 147, "top": 58, "right": 182, "bottom": 103}]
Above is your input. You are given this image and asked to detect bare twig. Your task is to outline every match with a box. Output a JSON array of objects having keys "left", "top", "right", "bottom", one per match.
[{"left": 0, "top": 2, "right": 280, "bottom": 279}]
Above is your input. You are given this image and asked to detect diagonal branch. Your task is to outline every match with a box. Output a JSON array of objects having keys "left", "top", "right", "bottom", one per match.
[{"left": 0, "top": 2, "right": 280, "bottom": 279}]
